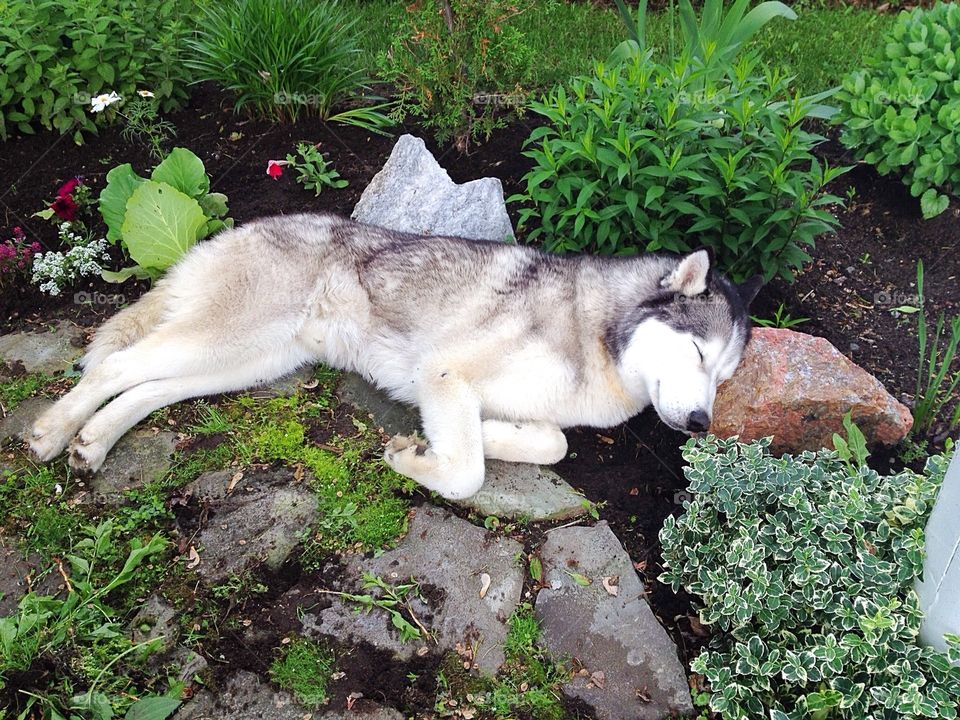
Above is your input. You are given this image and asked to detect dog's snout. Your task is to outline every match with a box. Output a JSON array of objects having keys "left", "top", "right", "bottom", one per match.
[{"left": 686, "top": 409, "right": 710, "bottom": 433}]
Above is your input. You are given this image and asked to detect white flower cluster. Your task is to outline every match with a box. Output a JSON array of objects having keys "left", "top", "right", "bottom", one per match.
[{"left": 32, "top": 229, "right": 110, "bottom": 296}]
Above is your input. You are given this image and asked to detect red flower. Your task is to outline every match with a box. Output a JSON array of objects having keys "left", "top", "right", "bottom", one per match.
[
  {"left": 57, "top": 177, "right": 82, "bottom": 198},
  {"left": 51, "top": 195, "right": 78, "bottom": 220},
  {"left": 266, "top": 160, "right": 287, "bottom": 179}
]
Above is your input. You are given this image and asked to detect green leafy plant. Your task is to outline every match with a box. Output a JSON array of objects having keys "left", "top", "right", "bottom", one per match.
[
  {"left": 512, "top": 47, "right": 847, "bottom": 282},
  {"left": 832, "top": 410, "right": 870, "bottom": 473},
  {"left": 120, "top": 95, "right": 177, "bottom": 162},
  {"left": 185, "top": 0, "right": 391, "bottom": 131},
  {"left": 285, "top": 143, "right": 348, "bottom": 196},
  {"left": 0, "top": 0, "right": 193, "bottom": 143},
  {"left": 912, "top": 260, "right": 960, "bottom": 438},
  {"left": 98, "top": 147, "right": 231, "bottom": 282},
  {"left": 835, "top": 2, "right": 960, "bottom": 219},
  {"left": 660, "top": 435, "right": 959, "bottom": 720},
  {"left": 0, "top": 520, "right": 172, "bottom": 718},
  {"left": 377, "top": 0, "right": 533, "bottom": 151},
  {"left": 751, "top": 302, "right": 810, "bottom": 328},
  {"left": 322, "top": 572, "right": 428, "bottom": 643}
]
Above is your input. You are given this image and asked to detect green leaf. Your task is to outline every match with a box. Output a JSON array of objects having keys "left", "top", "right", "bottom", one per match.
[
  {"left": 99, "top": 164, "right": 146, "bottom": 244},
  {"left": 124, "top": 696, "right": 181, "bottom": 720},
  {"left": 920, "top": 188, "right": 949, "bottom": 219},
  {"left": 120, "top": 182, "right": 207, "bottom": 271},
  {"left": 197, "top": 192, "right": 229, "bottom": 219},
  {"left": 565, "top": 570, "right": 592, "bottom": 586},
  {"left": 151, "top": 147, "right": 210, "bottom": 199},
  {"left": 101, "top": 265, "right": 157, "bottom": 284},
  {"left": 529, "top": 556, "right": 543, "bottom": 582}
]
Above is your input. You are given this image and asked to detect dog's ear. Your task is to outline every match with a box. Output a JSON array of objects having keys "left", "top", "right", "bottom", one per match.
[
  {"left": 662, "top": 249, "right": 710, "bottom": 296},
  {"left": 737, "top": 275, "right": 764, "bottom": 307}
]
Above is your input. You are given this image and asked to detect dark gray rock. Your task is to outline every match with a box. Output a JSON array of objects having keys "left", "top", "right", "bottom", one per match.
[
  {"left": 0, "top": 537, "right": 61, "bottom": 616},
  {"left": 535, "top": 522, "right": 693, "bottom": 720},
  {"left": 0, "top": 397, "right": 52, "bottom": 444},
  {"left": 250, "top": 365, "right": 317, "bottom": 399},
  {"left": 0, "top": 321, "right": 84, "bottom": 374},
  {"left": 89, "top": 429, "right": 177, "bottom": 502},
  {"left": 336, "top": 372, "right": 420, "bottom": 436},
  {"left": 302, "top": 504, "right": 523, "bottom": 673},
  {"left": 174, "top": 670, "right": 307, "bottom": 720},
  {"left": 352, "top": 134, "right": 514, "bottom": 242},
  {"left": 185, "top": 468, "right": 318, "bottom": 583}
]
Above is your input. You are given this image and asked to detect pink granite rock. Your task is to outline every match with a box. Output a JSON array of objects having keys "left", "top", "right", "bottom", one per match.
[{"left": 711, "top": 328, "right": 913, "bottom": 454}]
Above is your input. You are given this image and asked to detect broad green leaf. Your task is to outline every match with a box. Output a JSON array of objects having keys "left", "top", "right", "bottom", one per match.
[
  {"left": 99, "top": 164, "right": 146, "bottom": 244},
  {"left": 151, "top": 147, "right": 210, "bottom": 199},
  {"left": 920, "top": 188, "right": 949, "bottom": 219},
  {"left": 198, "top": 191, "right": 229, "bottom": 219},
  {"left": 125, "top": 697, "right": 182, "bottom": 720},
  {"left": 120, "top": 182, "right": 206, "bottom": 271}
]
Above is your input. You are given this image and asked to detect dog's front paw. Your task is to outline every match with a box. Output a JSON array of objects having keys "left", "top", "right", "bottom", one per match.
[
  {"left": 68, "top": 431, "right": 108, "bottom": 475},
  {"left": 383, "top": 434, "right": 428, "bottom": 475},
  {"left": 26, "top": 416, "right": 74, "bottom": 462}
]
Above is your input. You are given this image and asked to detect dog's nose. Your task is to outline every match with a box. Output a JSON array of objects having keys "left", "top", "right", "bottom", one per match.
[{"left": 686, "top": 410, "right": 710, "bottom": 433}]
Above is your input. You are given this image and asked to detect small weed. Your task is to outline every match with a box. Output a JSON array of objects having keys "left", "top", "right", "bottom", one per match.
[
  {"left": 0, "top": 465, "right": 84, "bottom": 560},
  {"left": 212, "top": 572, "right": 269, "bottom": 601},
  {"left": 285, "top": 142, "right": 348, "bottom": 196},
  {"left": 270, "top": 636, "right": 336, "bottom": 707},
  {"left": 187, "top": 402, "right": 233, "bottom": 435},
  {"left": 0, "top": 372, "right": 51, "bottom": 412},
  {"left": 322, "top": 572, "right": 429, "bottom": 642},
  {"left": 752, "top": 302, "right": 811, "bottom": 329}
]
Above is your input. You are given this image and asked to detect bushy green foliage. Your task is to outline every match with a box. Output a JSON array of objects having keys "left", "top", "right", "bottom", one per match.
[
  {"left": 660, "top": 436, "right": 960, "bottom": 720},
  {"left": 836, "top": 2, "right": 960, "bottom": 219},
  {"left": 98, "top": 148, "right": 231, "bottom": 282},
  {"left": 0, "top": 0, "right": 193, "bottom": 143},
  {"left": 377, "top": 0, "right": 532, "bottom": 150},
  {"left": 186, "top": 0, "right": 389, "bottom": 131},
  {"left": 513, "top": 48, "right": 847, "bottom": 282}
]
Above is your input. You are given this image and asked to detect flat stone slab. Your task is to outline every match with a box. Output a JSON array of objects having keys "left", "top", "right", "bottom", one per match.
[
  {"left": 535, "top": 522, "right": 692, "bottom": 720},
  {"left": 0, "top": 397, "right": 52, "bottom": 444},
  {"left": 250, "top": 365, "right": 317, "bottom": 399},
  {"left": 303, "top": 504, "right": 523, "bottom": 673},
  {"left": 352, "top": 134, "right": 514, "bottom": 242},
  {"left": 185, "top": 468, "right": 318, "bottom": 583},
  {"left": 0, "top": 321, "right": 84, "bottom": 374},
  {"left": 89, "top": 429, "right": 177, "bottom": 502},
  {"left": 0, "top": 536, "right": 61, "bottom": 615},
  {"left": 175, "top": 670, "right": 403, "bottom": 720},
  {"left": 456, "top": 460, "right": 587, "bottom": 522},
  {"left": 336, "top": 372, "right": 420, "bottom": 436}
]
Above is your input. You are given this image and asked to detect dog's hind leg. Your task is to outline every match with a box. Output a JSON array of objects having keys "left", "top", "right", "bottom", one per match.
[
  {"left": 80, "top": 284, "right": 171, "bottom": 371},
  {"left": 67, "top": 352, "right": 306, "bottom": 472},
  {"left": 384, "top": 370, "right": 485, "bottom": 500},
  {"left": 481, "top": 420, "right": 567, "bottom": 465}
]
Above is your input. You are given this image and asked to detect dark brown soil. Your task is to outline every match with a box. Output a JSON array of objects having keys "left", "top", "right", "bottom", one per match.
[{"left": 2, "top": 75, "right": 958, "bottom": 713}]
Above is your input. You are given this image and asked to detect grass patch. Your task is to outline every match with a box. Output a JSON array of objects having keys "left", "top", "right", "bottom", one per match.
[
  {"left": 270, "top": 636, "right": 336, "bottom": 707},
  {"left": 749, "top": 4, "right": 897, "bottom": 96},
  {"left": 435, "top": 603, "right": 570, "bottom": 719},
  {"left": 343, "top": 1, "right": 884, "bottom": 96},
  {"left": 0, "top": 372, "right": 51, "bottom": 412},
  {"left": 0, "top": 464, "right": 85, "bottom": 560}
]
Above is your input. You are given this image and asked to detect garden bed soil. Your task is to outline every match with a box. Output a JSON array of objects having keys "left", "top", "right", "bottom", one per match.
[{"left": 1, "top": 80, "right": 958, "bottom": 700}]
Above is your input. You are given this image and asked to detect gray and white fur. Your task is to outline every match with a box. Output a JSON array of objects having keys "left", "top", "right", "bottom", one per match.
[{"left": 27, "top": 213, "right": 760, "bottom": 499}]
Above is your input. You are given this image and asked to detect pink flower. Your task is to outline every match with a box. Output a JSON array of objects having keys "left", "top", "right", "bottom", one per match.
[
  {"left": 51, "top": 195, "right": 78, "bottom": 221},
  {"left": 266, "top": 160, "right": 288, "bottom": 179}
]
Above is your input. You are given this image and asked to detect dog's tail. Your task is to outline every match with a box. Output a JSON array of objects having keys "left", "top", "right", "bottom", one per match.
[{"left": 80, "top": 283, "right": 171, "bottom": 372}]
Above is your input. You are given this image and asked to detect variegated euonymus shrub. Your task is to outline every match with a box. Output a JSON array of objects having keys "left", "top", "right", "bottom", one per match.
[{"left": 660, "top": 436, "right": 960, "bottom": 720}]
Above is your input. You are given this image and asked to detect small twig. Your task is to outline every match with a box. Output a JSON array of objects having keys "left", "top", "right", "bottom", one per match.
[{"left": 57, "top": 558, "right": 73, "bottom": 593}]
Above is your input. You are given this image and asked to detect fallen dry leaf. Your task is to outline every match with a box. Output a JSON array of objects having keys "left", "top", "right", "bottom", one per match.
[
  {"left": 596, "top": 434, "right": 615, "bottom": 444},
  {"left": 186, "top": 546, "right": 200, "bottom": 569},
  {"left": 479, "top": 572, "right": 492, "bottom": 599},
  {"left": 590, "top": 671, "right": 606, "bottom": 689},
  {"left": 688, "top": 615, "right": 709, "bottom": 637},
  {"left": 227, "top": 471, "right": 243, "bottom": 493},
  {"left": 601, "top": 575, "right": 620, "bottom": 596}
]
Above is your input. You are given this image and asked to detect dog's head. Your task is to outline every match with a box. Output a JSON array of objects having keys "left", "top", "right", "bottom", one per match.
[{"left": 616, "top": 250, "right": 762, "bottom": 434}]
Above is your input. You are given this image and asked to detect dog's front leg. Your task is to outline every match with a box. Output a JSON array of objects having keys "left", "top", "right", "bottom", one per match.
[{"left": 384, "top": 370, "right": 484, "bottom": 500}]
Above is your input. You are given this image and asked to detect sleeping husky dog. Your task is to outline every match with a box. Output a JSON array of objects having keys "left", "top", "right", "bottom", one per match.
[{"left": 27, "top": 214, "right": 761, "bottom": 499}]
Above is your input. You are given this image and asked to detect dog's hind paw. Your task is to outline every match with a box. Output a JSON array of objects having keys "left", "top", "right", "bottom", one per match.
[
  {"left": 68, "top": 432, "right": 108, "bottom": 475},
  {"left": 383, "top": 434, "right": 428, "bottom": 474}
]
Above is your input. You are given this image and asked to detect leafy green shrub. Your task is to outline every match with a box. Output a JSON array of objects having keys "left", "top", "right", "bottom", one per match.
[
  {"left": 660, "top": 435, "right": 960, "bottom": 720},
  {"left": 377, "top": 0, "right": 533, "bottom": 150},
  {"left": 98, "top": 148, "right": 231, "bottom": 282},
  {"left": 512, "top": 48, "right": 847, "bottom": 282},
  {"left": 835, "top": 2, "right": 960, "bottom": 219},
  {"left": 186, "top": 0, "right": 390, "bottom": 131},
  {"left": 0, "top": 0, "right": 193, "bottom": 143}
]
